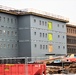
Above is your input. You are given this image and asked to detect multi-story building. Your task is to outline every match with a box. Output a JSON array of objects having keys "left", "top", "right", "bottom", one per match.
[
  {"left": 67, "top": 23, "right": 76, "bottom": 55},
  {"left": 0, "top": 6, "right": 69, "bottom": 57}
]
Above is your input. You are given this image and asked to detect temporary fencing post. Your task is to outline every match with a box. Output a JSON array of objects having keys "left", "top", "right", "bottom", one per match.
[{"left": 25, "top": 57, "right": 28, "bottom": 75}]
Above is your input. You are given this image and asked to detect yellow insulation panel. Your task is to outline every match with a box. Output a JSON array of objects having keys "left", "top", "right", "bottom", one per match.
[
  {"left": 48, "top": 22, "right": 52, "bottom": 30},
  {"left": 48, "top": 44, "right": 53, "bottom": 52},
  {"left": 48, "top": 33, "right": 52, "bottom": 41}
]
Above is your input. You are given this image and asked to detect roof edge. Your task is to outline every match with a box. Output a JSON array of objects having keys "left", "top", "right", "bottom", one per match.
[{"left": 0, "top": 5, "right": 69, "bottom": 23}]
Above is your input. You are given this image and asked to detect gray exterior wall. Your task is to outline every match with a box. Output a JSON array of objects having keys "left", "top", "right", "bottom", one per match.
[
  {"left": 18, "top": 15, "right": 31, "bottom": 57},
  {"left": 30, "top": 15, "right": 67, "bottom": 57},
  {"left": 0, "top": 12, "right": 67, "bottom": 58},
  {"left": 0, "top": 13, "right": 18, "bottom": 57}
]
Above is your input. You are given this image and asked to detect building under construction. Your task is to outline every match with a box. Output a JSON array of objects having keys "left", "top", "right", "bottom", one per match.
[{"left": 0, "top": 5, "right": 69, "bottom": 57}]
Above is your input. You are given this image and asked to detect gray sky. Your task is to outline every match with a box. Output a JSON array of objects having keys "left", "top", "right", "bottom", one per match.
[{"left": 0, "top": 0, "right": 76, "bottom": 23}]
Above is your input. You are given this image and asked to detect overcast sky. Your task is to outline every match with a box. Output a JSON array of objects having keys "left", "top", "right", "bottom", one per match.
[{"left": 0, "top": 0, "right": 76, "bottom": 23}]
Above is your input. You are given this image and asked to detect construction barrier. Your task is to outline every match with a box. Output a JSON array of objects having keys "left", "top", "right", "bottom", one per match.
[
  {"left": 0, "top": 57, "right": 47, "bottom": 75},
  {"left": 0, "top": 64, "right": 46, "bottom": 75}
]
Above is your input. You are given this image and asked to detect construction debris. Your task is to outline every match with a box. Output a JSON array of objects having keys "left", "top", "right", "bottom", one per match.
[{"left": 46, "top": 62, "right": 76, "bottom": 74}]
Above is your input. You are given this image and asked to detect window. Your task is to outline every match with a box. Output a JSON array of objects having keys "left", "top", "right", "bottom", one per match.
[
  {"left": 34, "top": 44, "right": 37, "bottom": 48},
  {"left": 67, "top": 28, "right": 68, "bottom": 32},
  {"left": 0, "top": 30, "right": 2, "bottom": 34},
  {"left": 45, "top": 22, "right": 47, "bottom": 26},
  {"left": 40, "top": 45, "right": 42, "bottom": 49},
  {"left": 34, "top": 19, "right": 36, "bottom": 22},
  {"left": 62, "top": 25, "right": 64, "bottom": 28},
  {"left": 34, "top": 32, "right": 36, "bottom": 35},
  {"left": 8, "top": 44, "right": 10, "bottom": 48},
  {"left": 75, "top": 30, "right": 76, "bottom": 34},
  {"left": 69, "top": 29, "right": 70, "bottom": 33},
  {"left": 58, "top": 35, "right": 60, "bottom": 38},
  {"left": 4, "top": 17, "right": 5, "bottom": 21},
  {"left": 0, "top": 16, "right": 1, "bottom": 21},
  {"left": 71, "top": 29, "right": 72, "bottom": 33},
  {"left": 42, "top": 21, "right": 44, "bottom": 25},
  {"left": 63, "top": 36, "right": 64, "bottom": 38},
  {"left": 73, "top": 29, "right": 75, "bottom": 33},
  {"left": 57, "top": 24, "right": 59, "bottom": 27},
  {"left": 40, "top": 33, "right": 42, "bottom": 37},
  {"left": 1, "top": 25, "right": 3, "bottom": 28},
  {"left": 43, "top": 45, "right": 45, "bottom": 49},
  {"left": 43, "top": 33, "right": 44, "bottom": 37},
  {"left": 48, "top": 22, "right": 52, "bottom": 30},
  {"left": 0, "top": 44, "right": 1, "bottom": 48},
  {"left": 63, "top": 46, "right": 65, "bottom": 49},
  {"left": 15, "top": 32, "right": 17, "bottom": 36},
  {"left": 58, "top": 46, "right": 60, "bottom": 49},
  {"left": 11, "top": 19, "right": 13, "bottom": 23},
  {"left": 45, "top": 33, "right": 47, "bottom": 38},
  {"left": 12, "top": 44, "right": 13, "bottom": 48},
  {"left": 0, "top": 44, "right": 2, "bottom": 48},
  {"left": 48, "top": 33, "right": 52, "bottom": 41},
  {"left": 1, "top": 44, "right": 2, "bottom": 48},
  {"left": 72, "top": 49, "right": 74, "bottom": 53},
  {"left": 39, "top": 20, "right": 41, "bottom": 25},
  {"left": 15, "top": 19, "right": 16, "bottom": 24},
  {"left": 46, "top": 45, "right": 47, "bottom": 49},
  {"left": 11, "top": 31, "right": 13, "bottom": 35},
  {"left": 4, "top": 44, "right": 6, "bottom": 48},
  {"left": 7, "top": 18, "right": 9, "bottom": 22},
  {"left": 7, "top": 31, "right": 9, "bottom": 35}
]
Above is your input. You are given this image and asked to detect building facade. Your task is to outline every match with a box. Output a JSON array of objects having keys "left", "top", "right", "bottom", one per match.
[
  {"left": 0, "top": 12, "right": 18, "bottom": 57},
  {"left": 18, "top": 15, "right": 68, "bottom": 57},
  {"left": 67, "top": 24, "right": 76, "bottom": 55},
  {"left": 0, "top": 6, "right": 69, "bottom": 57}
]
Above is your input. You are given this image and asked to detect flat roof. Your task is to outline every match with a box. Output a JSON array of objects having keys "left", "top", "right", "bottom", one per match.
[
  {"left": 66, "top": 23, "right": 76, "bottom": 28},
  {"left": 0, "top": 5, "right": 69, "bottom": 23}
]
